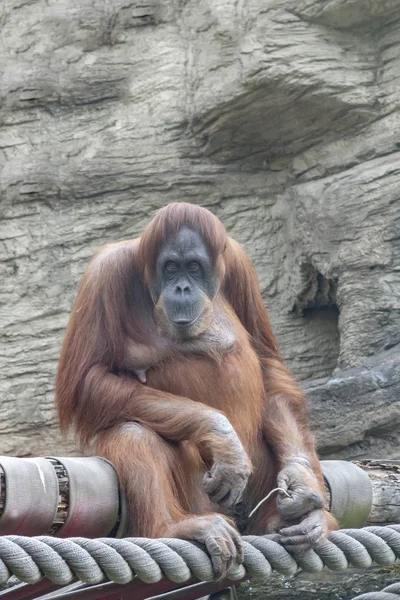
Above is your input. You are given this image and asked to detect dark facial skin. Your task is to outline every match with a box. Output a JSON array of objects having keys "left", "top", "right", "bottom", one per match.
[{"left": 153, "top": 228, "right": 219, "bottom": 337}]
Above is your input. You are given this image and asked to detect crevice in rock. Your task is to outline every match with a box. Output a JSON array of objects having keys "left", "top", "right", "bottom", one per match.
[{"left": 294, "top": 263, "right": 338, "bottom": 313}]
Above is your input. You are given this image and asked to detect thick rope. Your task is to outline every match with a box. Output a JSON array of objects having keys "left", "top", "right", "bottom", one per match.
[
  {"left": 0, "top": 525, "right": 399, "bottom": 587},
  {"left": 352, "top": 582, "right": 400, "bottom": 599}
]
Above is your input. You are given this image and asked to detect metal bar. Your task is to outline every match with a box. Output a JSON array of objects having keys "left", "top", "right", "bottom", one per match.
[
  {"left": 35, "top": 582, "right": 90, "bottom": 599},
  {"left": 0, "top": 581, "right": 65, "bottom": 600},
  {"left": 147, "top": 582, "right": 238, "bottom": 600},
  {"left": 31, "top": 574, "right": 248, "bottom": 600},
  {"left": 36, "top": 579, "right": 197, "bottom": 600}
]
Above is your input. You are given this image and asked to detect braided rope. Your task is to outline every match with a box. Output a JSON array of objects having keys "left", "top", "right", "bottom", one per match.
[
  {"left": 0, "top": 526, "right": 398, "bottom": 588},
  {"left": 352, "top": 582, "right": 400, "bottom": 599}
]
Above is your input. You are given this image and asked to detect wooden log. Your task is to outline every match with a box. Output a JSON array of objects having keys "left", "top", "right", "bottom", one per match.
[
  {"left": 354, "top": 459, "right": 400, "bottom": 525},
  {"left": 0, "top": 459, "right": 399, "bottom": 534},
  {"left": 0, "top": 458, "right": 69, "bottom": 535},
  {"left": 46, "top": 459, "right": 69, "bottom": 535}
]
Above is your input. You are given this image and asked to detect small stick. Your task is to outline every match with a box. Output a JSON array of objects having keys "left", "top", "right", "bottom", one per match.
[{"left": 248, "top": 487, "right": 290, "bottom": 519}]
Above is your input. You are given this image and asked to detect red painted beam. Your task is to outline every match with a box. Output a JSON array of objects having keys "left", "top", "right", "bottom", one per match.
[
  {"left": 14, "top": 574, "right": 248, "bottom": 600},
  {"left": 0, "top": 580, "right": 66, "bottom": 600}
]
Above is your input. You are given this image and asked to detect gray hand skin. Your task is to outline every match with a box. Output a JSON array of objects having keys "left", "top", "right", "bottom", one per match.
[
  {"left": 276, "top": 462, "right": 324, "bottom": 520},
  {"left": 168, "top": 515, "right": 244, "bottom": 580},
  {"left": 202, "top": 413, "right": 252, "bottom": 508},
  {"left": 279, "top": 509, "right": 328, "bottom": 554},
  {"left": 275, "top": 461, "right": 328, "bottom": 554}
]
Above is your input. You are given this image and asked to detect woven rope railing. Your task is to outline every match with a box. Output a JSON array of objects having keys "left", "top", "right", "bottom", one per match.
[
  {"left": 0, "top": 525, "right": 399, "bottom": 588},
  {"left": 352, "top": 582, "right": 400, "bottom": 600}
]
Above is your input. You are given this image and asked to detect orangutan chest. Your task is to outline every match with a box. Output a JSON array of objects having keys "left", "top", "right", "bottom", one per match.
[{"left": 146, "top": 344, "right": 264, "bottom": 414}]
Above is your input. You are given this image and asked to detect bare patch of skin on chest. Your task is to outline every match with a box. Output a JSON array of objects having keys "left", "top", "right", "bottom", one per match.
[{"left": 126, "top": 305, "right": 237, "bottom": 383}]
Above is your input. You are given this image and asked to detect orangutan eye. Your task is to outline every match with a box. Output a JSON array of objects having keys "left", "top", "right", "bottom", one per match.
[
  {"left": 165, "top": 261, "right": 178, "bottom": 274},
  {"left": 188, "top": 261, "right": 200, "bottom": 273}
]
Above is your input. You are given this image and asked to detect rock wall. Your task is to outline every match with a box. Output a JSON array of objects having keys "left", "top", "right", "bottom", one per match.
[{"left": 1, "top": 0, "right": 399, "bottom": 458}]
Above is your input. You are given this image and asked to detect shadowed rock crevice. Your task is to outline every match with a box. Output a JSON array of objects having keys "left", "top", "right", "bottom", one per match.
[{"left": 293, "top": 265, "right": 338, "bottom": 314}]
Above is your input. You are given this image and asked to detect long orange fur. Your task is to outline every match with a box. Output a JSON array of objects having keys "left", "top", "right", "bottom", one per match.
[{"left": 56, "top": 203, "right": 337, "bottom": 537}]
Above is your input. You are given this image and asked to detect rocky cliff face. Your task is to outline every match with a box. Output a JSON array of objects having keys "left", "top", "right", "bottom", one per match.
[{"left": 1, "top": 0, "right": 399, "bottom": 458}]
